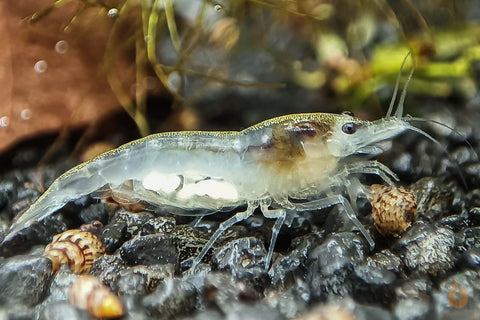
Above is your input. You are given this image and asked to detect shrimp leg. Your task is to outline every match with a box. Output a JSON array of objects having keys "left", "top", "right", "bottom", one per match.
[
  {"left": 189, "top": 202, "right": 258, "bottom": 272},
  {"left": 294, "top": 195, "right": 375, "bottom": 250},
  {"left": 259, "top": 203, "right": 286, "bottom": 269},
  {"left": 342, "top": 160, "right": 399, "bottom": 186}
]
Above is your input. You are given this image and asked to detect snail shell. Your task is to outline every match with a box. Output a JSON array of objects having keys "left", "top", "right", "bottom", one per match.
[
  {"left": 44, "top": 228, "right": 105, "bottom": 274},
  {"left": 69, "top": 275, "right": 125, "bottom": 319},
  {"left": 370, "top": 184, "right": 417, "bottom": 237}
]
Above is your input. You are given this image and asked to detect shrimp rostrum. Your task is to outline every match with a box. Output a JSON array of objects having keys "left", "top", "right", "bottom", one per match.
[{"left": 2, "top": 95, "right": 437, "bottom": 270}]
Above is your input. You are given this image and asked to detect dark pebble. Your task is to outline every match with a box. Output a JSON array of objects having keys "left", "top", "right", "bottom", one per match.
[
  {"left": 0, "top": 255, "right": 53, "bottom": 307},
  {"left": 191, "top": 272, "right": 283, "bottom": 319},
  {"left": 116, "top": 270, "right": 149, "bottom": 296},
  {"left": 0, "top": 179, "right": 15, "bottom": 212},
  {"left": 142, "top": 276, "right": 203, "bottom": 319},
  {"left": 464, "top": 163, "right": 480, "bottom": 188},
  {"left": 308, "top": 232, "right": 366, "bottom": 275},
  {"left": 204, "top": 272, "right": 260, "bottom": 305},
  {"left": 102, "top": 220, "right": 128, "bottom": 253},
  {"left": 345, "top": 298, "right": 396, "bottom": 320},
  {"left": 120, "top": 234, "right": 179, "bottom": 267},
  {"left": 216, "top": 302, "right": 286, "bottom": 320},
  {"left": 352, "top": 264, "right": 396, "bottom": 306},
  {"left": 467, "top": 190, "right": 480, "bottom": 209},
  {"left": 213, "top": 236, "right": 268, "bottom": 283},
  {"left": 456, "top": 247, "right": 480, "bottom": 270},
  {"left": 38, "top": 302, "right": 92, "bottom": 320},
  {"left": 265, "top": 278, "right": 310, "bottom": 318},
  {"left": 115, "top": 264, "right": 175, "bottom": 295},
  {"left": 434, "top": 270, "right": 480, "bottom": 319},
  {"left": 393, "top": 277, "right": 433, "bottom": 320},
  {"left": 439, "top": 212, "right": 470, "bottom": 231},
  {"left": 467, "top": 206, "right": 480, "bottom": 226},
  {"left": 183, "top": 310, "right": 224, "bottom": 320},
  {"left": 0, "top": 304, "right": 36, "bottom": 320},
  {"left": 306, "top": 232, "right": 367, "bottom": 300},
  {"left": 42, "top": 266, "right": 79, "bottom": 305},
  {"left": 455, "top": 226, "right": 480, "bottom": 252},
  {"left": 0, "top": 214, "right": 69, "bottom": 257},
  {"left": 268, "top": 233, "right": 320, "bottom": 287},
  {"left": 78, "top": 202, "right": 109, "bottom": 226}
]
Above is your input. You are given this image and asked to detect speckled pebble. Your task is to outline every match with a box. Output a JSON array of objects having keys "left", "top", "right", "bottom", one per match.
[
  {"left": 367, "top": 249, "right": 404, "bottom": 275},
  {"left": 89, "top": 255, "right": 126, "bottom": 288},
  {"left": 394, "top": 223, "right": 455, "bottom": 276},
  {"left": 120, "top": 234, "right": 179, "bottom": 267},
  {"left": 114, "top": 210, "right": 175, "bottom": 236},
  {"left": 410, "top": 177, "right": 454, "bottom": 221},
  {"left": 0, "top": 254, "right": 53, "bottom": 306}
]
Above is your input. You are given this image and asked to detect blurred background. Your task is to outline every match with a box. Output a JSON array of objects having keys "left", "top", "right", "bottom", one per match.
[{"left": 1, "top": 0, "right": 480, "bottom": 171}]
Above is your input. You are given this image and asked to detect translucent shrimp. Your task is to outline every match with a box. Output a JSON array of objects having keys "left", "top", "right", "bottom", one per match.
[{"left": 2, "top": 64, "right": 446, "bottom": 271}]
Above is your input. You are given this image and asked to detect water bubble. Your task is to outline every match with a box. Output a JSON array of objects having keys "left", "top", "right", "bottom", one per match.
[
  {"left": 108, "top": 8, "right": 118, "bottom": 19},
  {"left": 55, "top": 40, "right": 69, "bottom": 54},
  {"left": 34, "top": 60, "right": 48, "bottom": 73},
  {"left": 0, "top": 116, "right": 9, "bottom": 128},
  {"left": 20, "top": 109, "right": 32, "bottom": 120},
  {"left": 167, "top": 72, "right": 181, "bottom": 93}
]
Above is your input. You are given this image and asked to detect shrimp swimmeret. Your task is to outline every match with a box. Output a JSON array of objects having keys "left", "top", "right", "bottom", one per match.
[{"left": 2, "top": 71, "right": 444, "bottom": 271}]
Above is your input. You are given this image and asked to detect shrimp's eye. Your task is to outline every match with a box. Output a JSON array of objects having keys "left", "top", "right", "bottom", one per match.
[{"left": 342, "top": 122, "right": 357, "bottom": 134}]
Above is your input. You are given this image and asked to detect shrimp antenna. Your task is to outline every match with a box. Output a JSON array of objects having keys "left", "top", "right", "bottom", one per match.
[
  {"left": 407, "top": 116, "right": 478, "bottom": 161},
  {"left": 395, "top": 67, "right": 414, "bottom": 118},
  {"left": 386, "top": 51, "right": 412, "bottom": 119},
  {"left": 405, "top": 117, "right": 477, "bottom": 189}
]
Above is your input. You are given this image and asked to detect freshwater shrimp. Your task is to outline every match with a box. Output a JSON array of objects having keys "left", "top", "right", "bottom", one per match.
[{"left": 2, "top": 60, "right": 444, "bottom": 271}]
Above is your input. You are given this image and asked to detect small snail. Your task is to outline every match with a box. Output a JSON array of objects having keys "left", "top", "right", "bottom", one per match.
[
  {"left": 44, "top": 221, "right": 105, "bottom": 274},
  {"left": 69, "top": 275, "right": 125, "bottom": 318},
  {"left": 370, "top": 184, "right": 417, "bottom": 237}
]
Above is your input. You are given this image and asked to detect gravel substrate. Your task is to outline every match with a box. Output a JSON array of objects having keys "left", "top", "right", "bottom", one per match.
[{"left": 0, "top": 103, "right": 480, "bottom": 320}]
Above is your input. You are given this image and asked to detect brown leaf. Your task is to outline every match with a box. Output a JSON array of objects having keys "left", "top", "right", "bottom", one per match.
[{"left": 0, "top": 0, "right": 129, "bottom": 154}]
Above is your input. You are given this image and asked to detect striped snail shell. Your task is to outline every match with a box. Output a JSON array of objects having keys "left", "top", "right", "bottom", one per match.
[
  {"left": 370, "top": 184, "right": 417, "bottom": 237},
  {"left": 44, "top": 222, "right": 105, "bottom": 274},
  {"left": 69, "top": 275, "right": 125, "bottom": 318}
]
